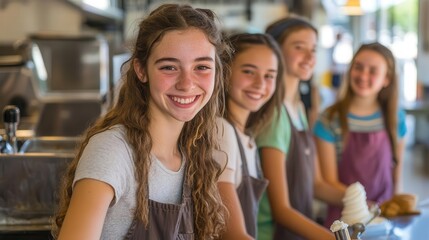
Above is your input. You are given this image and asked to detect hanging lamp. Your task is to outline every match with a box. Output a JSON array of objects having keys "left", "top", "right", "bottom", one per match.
[{"left": 341, "top": 0, "right": 363, "bottom": 15}]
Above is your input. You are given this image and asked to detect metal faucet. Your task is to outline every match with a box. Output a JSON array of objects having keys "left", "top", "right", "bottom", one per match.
[{"left": 2, "top": 105, "right": 20, "bottom": 154}]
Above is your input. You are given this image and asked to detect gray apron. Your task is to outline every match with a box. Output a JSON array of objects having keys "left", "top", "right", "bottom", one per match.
[
  {"left": 274, "top": 108, "right": 315, "bottom": 240},
  {"left": 124, "top": 168, "right": 194, "bottom": 240},
  {"left": 324, "top": 130, "right": 394, "bottom": 227},
  {"left": 232, "top": 127, "right": 269, "bottom": 238}
]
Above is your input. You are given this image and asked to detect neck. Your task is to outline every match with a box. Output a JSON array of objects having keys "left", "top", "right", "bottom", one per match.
[
  {"left": 350, "top": 96, "right": 380, "bottom": 115},
  {"left": 149, "top": 110, "right": 183, "bottom": 169},
  {"left": 284, "top": 75, "right": 300, "bottom": 105},
  {"left": 227, "top": 100, "right": 250, "bottom": 133}
]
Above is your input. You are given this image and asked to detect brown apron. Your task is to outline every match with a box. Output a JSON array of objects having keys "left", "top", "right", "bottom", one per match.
[
  {"left": 124, "top": 167, "right": 194, "bottom": 240},
  {"left": 233, "top": 127, "right": 269, "bottom": 238},
  {"left": 274, "top": 108, "right": 315, "bottom": 240}
]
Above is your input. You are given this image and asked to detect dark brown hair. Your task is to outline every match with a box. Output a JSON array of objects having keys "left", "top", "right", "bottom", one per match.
[{"left": 265, "top": 14, "right": 317, "bottom": 46}]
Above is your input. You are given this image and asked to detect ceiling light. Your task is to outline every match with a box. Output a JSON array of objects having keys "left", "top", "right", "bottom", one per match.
[{"left": 341, "top": 0, "right": 363, "bottom": 15}]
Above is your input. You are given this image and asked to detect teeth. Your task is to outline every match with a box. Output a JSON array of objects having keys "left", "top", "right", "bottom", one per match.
[
  {"left": 247, "top": 93, "right": 263, "bottom": 100},
  {"left": 171, "top": 96, "right": 196, "bottom": 104}
]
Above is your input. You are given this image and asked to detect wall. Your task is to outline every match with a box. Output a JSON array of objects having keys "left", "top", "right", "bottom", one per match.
[
  {"left": 0, "top": 0, "right": 82, "bottom": 42},
  {"left": 124, "top": 2, "right": 288, "bottom": 42},
  {"left": 417, "top": 0, "right": 429, "bottom": 86}
]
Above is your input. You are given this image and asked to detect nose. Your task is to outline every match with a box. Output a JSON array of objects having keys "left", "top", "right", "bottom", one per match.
[
  {"left": 253, "top": 73, "right": 265, "bottom": 88},
  {"left": 176, "top": 70, "right": 195, "bottom": 91},
  {"left": 305, "top": 50, "right": 315, "bottom": 62}
]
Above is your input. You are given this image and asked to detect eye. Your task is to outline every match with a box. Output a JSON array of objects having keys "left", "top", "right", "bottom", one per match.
[
  {"left": 264, "top": 73, "right": 276, "bottom": 80},
  {"left": 294, "top": 45, "right": 302, "bottom": 50},
  {"left": 196, "top": 65, "right": 211, "bottom": 71},
  {"left": 353, "top": 64, "right": 363, "bottom": 71},
  {"left": 159, "top": 65, "right": 177, "bottom": 71},
  {"left": 242, "top": 69, "right": 255, "bottom": 76},
  {"left": 370, "top": 68, "right": 379, "bottom": 75}
]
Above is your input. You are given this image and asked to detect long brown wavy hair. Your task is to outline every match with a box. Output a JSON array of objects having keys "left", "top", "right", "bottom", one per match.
[
  {"left": 325, "top": 42, "right": 399, "bottom": 164},
  {"left": 224, "top": 33, "right": 285, "bottom": 137},
  {"left": 52, "top": 4, "right": 232, "bottom": 239}
]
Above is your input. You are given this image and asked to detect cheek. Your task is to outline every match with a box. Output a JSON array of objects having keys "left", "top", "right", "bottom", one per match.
[
  {"left": 285, "top": 53, "right": 300, "bottom": 67},
  {"left": 266, "top": 81, "right": 276, "bottom": 97},
  {"left": 201, "top": 74, "right": 216, "bottom": 96}
]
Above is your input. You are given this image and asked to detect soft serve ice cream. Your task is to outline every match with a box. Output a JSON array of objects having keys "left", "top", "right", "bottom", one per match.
[
  {"left": 330, "top": 220, "right": 351, "bottom": 240},
  {"left": 341, "top": 182, "right": 372, "bottom": 225}
]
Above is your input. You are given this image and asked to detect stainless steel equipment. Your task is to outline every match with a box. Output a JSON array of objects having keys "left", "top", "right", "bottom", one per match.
[
  {"left": 0, "top": 153, "right": 74, "bottom": 227},
  {"left": 29, "top": 33, "right": 110, "bottom": 137},
  {"left": 2, "top": 105, "right": 20, "bottom": 153},
  {"left": 0, "top": 34, "right": 110, "bottom": 137}
]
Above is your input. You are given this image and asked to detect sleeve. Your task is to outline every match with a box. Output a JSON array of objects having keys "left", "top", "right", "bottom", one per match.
[
  {"left": 397, "top": 108, "right": 407, "bottom": 139},
  {"left": 313, "top": 112, "right": 336, "bottom": 142},
  {"left": 256, "top": 107, "right": 290, "bottom": 154},
  {"left": 213, "top": 118, "right": 240, "bottom": 184},
  {"left": 73, "top": 127, "right": 133, "bottom": 206}
]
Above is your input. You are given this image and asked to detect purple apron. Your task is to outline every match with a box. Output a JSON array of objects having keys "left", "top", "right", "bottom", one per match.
[
  {"left": 274, "top": 108, "right": 315, "bottom": 240},
  {"left": 233, "top": 127, "right": 269, "bottom": 238},
  {"left": 324, "top": 130, "right": 394, "bottom": 227},
  {"left": 124, "top": 168, "right": 194, "bottom": 240}
]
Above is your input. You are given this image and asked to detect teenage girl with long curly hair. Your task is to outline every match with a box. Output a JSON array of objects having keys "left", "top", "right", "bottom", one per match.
[{"left": 52, "top": 4, "right": 232, "bottom": 239}]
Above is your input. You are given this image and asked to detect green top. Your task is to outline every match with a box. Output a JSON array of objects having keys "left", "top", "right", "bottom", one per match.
[{"left": 255, "top": 105, "right": 308, "bottom": 240}]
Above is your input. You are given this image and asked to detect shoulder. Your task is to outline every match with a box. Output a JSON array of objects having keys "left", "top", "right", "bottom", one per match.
[
  {"left": 214, "top": 117, "right": 240, "bottom": 183},
  {"left": 256, "top": 106, "right": 291, "bottom": 153},
  {"left": 215, "top": 117, "right": 237, "bottom": 149},
  {"left": 313, "top": 110, "right": 337, "bottom": 142},
  {"left": 75, "top": 125, "right": 135, "bottom": 205},
  {"left": 214, "top": 117, "right": 239, "bottom": 157}
]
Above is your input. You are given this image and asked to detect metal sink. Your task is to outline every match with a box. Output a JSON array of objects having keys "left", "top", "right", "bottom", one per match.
[
  {"left": 0, "top": 136, "right": 79, "bottom": 226},
  {"left": 19, "top": 136, "right": 80, "bottom": 154},
  {"left": 0, "top": 153, "right": 74, "bottom": 226}
]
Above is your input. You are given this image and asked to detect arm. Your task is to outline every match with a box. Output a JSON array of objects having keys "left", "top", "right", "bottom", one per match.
[
  {"left": 314, "top": 136, "right": 347, "bottom": 192},
  {"left": 58, "top": 179, "right": 114, "bottom": 240},
  {"left": 393, "top": 139, "right": 405, "bottom": 193},
  {"left": 313, "top": 152, "right": 345, "bottom": 206},
  {"left": 215, "top": 118, "right": 253, "bottom": 239},
  {"left": 218, "top": 182, "right": 253, "bottom": 240},
  {"left": 260, "top": 147, "right": 335, "bottom": 240}
]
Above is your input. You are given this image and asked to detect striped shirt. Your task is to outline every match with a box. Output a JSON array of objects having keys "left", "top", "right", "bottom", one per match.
[{"left": 313, "top": 110, "right": 407, "bottom": 161}]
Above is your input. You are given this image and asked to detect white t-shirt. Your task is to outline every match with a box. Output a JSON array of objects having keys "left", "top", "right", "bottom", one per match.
[
  {"left": 73, "top": 125, "right": 185, "bottom": 240},
  {"left": 214, "top": 118, "right": 258, "bottom": 188}
]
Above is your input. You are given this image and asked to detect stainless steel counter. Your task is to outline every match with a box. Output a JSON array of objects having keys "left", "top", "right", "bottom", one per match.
[{"left": 364, "top": 206, "right": 429, "bottom": 240}]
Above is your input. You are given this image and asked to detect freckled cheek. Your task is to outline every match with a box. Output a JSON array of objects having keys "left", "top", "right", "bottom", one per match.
[{"left": 199, "top": 74, "right": 216, "bottom": 95}]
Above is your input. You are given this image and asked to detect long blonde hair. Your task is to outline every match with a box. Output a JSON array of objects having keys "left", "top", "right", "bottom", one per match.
[
  {"left": 325, "top": 42, "right": 399, "bottom": 163},
  {"left": 52, "top": 4, "right": 231, "bottom": 239}
]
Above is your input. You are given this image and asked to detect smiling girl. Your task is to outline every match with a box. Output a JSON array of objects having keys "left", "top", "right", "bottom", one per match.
[
  {"left": 52, "top": 4, "right": 231, "bottom": 240},
  {"left": 214, "top": 33, "right": 284, "bottom": 240},
  {"left": 256, "top": 16, "right": 343, "bottom": 240},
  {"left": 313, "top": 42, "right": 407, "bottom": 227}
]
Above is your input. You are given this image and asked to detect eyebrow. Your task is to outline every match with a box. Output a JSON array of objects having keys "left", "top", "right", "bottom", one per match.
[
  {"left": 241, "top": 64, "right": 277, "bottom": 72},
  {"left": 154, "top": 56, "right": 214, "bottom": 64},
  {"left": 290, "top": 40, "right": 316, "bottom": 47}
]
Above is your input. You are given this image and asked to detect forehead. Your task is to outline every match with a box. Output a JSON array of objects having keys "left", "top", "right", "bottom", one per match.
[
  {"left": 234, "top": 45, "right": 277, "bottom": 65},
  {"left": 354, "top": 50, "right": 387, "bottom": 67},
  {"left": 150, "top": 28, "right": 215, "bottom": 59},
  {"left": 284, "top": 28, "right": 317, "bottom": 44}
]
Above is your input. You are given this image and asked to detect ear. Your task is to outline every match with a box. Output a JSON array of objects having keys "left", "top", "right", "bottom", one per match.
[{"left": 133, "top": 59, "right": 147, "bottom": 83}]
